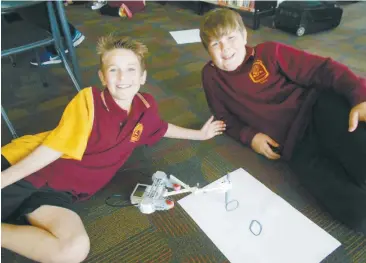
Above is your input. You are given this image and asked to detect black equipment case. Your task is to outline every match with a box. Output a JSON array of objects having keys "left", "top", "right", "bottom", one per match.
[{"left": 274, "top": 1, "right": 343, "bottom": 36}]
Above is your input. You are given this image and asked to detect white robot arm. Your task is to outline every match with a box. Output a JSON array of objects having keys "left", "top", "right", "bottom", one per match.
[{"left": 130, "top": 171, "right": 233, "bottom": 214}]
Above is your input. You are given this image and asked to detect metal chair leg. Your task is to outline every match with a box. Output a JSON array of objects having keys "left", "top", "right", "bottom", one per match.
[
  {"left": 1, "top": 106, "right": 18, "bottom": 139},
  {"left": 47, "top": 2, "right": 65, "bottom": 57},
  {"left": 47, "top": 1, "right": 81, "bottom": 92},
  {"left": 55, "top": 1, "right": 82, "bottom": 87}
]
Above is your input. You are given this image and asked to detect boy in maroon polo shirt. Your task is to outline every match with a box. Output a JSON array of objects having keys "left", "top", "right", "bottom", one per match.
[
  {"left": 200, "top": 8, "right": 366, "bottom": 234},
  {"left": 1, "top": 35, "right": 226, "bottom": 262}
]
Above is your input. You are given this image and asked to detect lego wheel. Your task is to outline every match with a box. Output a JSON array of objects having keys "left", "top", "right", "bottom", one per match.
[{"left": 296, "top": 26, "right": 306, "bottom": 37}]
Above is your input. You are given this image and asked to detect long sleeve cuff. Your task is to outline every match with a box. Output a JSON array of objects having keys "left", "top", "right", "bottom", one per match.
[{"left": 240, "top": 127, "right": 258, "bottom": 146}]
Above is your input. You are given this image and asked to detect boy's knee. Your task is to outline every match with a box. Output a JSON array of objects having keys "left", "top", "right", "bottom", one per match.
[{"left": 51, "top": 233, "right": 90, "bottom": 263}]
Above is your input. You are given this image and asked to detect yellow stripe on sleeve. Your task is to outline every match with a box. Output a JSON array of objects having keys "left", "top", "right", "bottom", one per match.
[{"left": 1, "top": 87, "right": 95, "bottom": 164}]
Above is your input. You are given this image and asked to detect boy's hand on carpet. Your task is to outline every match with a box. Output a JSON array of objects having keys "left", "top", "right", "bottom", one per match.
[
  {"left": 251, "top": 133, "right": 281, "bottom": 160},
  {"left": 349, "top": 101, "right": 366, "bottom": 132},
  {"left": 200, "top": 116, "right": 226, "bottom": 140}
]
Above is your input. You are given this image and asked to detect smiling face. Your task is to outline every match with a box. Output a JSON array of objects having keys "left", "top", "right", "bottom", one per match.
[
  {"left": 207, "top": 29, "right": 247, "bottom": 71},
  {"left": 200, "top": 9, "right": 248, "bottom": 72},
  {"left": 98, "top": 48, "right": 146, "bottom": 107}
]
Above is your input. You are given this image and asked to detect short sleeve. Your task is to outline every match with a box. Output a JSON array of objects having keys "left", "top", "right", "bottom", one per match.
[
  {"left": 1, "top": 88, "right": 95, "bottom": 164},
  {"left": 2, "top": 132, "right": 50, "bottom": 165},
  {"left": 42, "top": 87, "right": 94, "bottom": 160},
  {"left": 141, "top": 94, "right": 168, "bottom": 146}
]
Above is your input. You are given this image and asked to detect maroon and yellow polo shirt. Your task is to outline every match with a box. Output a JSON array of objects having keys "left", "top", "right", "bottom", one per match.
[{"left": 2, "top": 87, "right": 168, "bottom": 199}]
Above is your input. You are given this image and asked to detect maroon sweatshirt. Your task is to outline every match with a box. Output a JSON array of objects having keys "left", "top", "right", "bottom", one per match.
[{"left": 202, "top": 41, "right": 366, "bottom": 160}]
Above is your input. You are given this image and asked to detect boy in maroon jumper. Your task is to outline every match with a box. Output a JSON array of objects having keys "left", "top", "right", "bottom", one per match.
[
  {"left": 200, "top": 8, "right": 366, "bottom": 234},
  {"left": 1, "top": 35, "right": 226, "bottom": 262}
]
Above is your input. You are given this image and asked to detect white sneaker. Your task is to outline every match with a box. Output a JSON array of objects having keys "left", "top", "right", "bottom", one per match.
[{"left": 91, "top": 1, "right": 107, "bottom": 10}]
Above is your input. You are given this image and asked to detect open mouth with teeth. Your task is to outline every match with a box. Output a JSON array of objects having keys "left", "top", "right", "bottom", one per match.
[{"left": 117, "top": 85, "right": 132, "bottom": 89}]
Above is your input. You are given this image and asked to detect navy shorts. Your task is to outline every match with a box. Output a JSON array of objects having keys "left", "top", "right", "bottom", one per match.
[{"left": 1, "top": 155, "right": 74, "bottom": 225}]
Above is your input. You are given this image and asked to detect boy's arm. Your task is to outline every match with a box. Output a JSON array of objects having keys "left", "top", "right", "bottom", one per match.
[
  {"left": 1, "top": 87, "right": 94, "bottom": 188},
  {"left": 142, "top": 93, "right": 224, "bottom": 143},
  {"left": 1, "top": 145, "right": 62, "bottom": 189},
  {"left": 273, "top": 42, "right": 366, "bottom": 107},
  {"left": 164, "top": 116, "right": 225, "bottom": 140},
  {"left": 202, "top": 70, "right": 259, "bottom": 146}
]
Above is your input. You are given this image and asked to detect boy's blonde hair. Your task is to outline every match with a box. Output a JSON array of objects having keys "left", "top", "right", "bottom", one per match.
[
  {"left": 200, "top": 8, "right": 246, "bottom": 50},
  {"left": 97, "top": 34, "right": 148, "bottom": 72}
]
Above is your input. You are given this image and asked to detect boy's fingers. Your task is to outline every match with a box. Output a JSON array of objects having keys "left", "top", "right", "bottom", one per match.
[
  {"left": 348, "top": 111, "right": 359, "bottom": 132},
  {"left": 267, "top": 138, "right": 279, "bottom": 147},
  {"left": 265, "top": 149, "right": 280, "bottom": 160},
  {"left": 263, "top": 143, "right": 280, "bottom": 160},
  {"left": 212, "top": 120, "right": 225, "bottom": 125},
  {"left": 268, "top": 154, "right": 281, "bottom": 160},
  {"left": 213, "top": 122, "right": 226, "bottom": 130}
]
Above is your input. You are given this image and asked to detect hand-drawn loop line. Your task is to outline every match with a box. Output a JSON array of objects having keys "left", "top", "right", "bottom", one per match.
[{"left": 249, "top": 220, "right": 263, "bottom": 236}]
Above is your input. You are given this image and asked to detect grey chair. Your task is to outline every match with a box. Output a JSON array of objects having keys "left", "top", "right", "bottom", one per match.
[{"left": 1, "top": 1, "right": 82, "bottom": 138}]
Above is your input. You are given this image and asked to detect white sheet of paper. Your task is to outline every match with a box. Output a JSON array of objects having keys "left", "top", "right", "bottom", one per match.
[
  {"left": 169, "top": 29, "right": 201, "bottom": 44},
  {"left": 178, "top": 168, "right": 341, "bottom": 263}
]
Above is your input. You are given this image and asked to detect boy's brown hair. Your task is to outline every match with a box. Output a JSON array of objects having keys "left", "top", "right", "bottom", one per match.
[
  {"left": 200, "top": 8, "right": 246, "bottom": 50},
  {"left": 97, "top": 34, "right": 148, "bottom": 73}
]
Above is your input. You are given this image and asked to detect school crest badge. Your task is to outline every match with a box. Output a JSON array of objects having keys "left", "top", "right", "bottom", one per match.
[
  {"left": 249, "top": 60, "right": 269, "bottom": 84},
  {"left": 130, "top": 123, "right": 143, "bottom": 143}
]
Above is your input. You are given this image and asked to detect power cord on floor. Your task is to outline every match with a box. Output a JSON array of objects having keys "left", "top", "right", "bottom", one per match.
[
  {"left": 105, "top": 167, "right": 152, "bottom": 208},
  {"left": 105, "top": 194, "right": 136, "bottom": 208}
]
